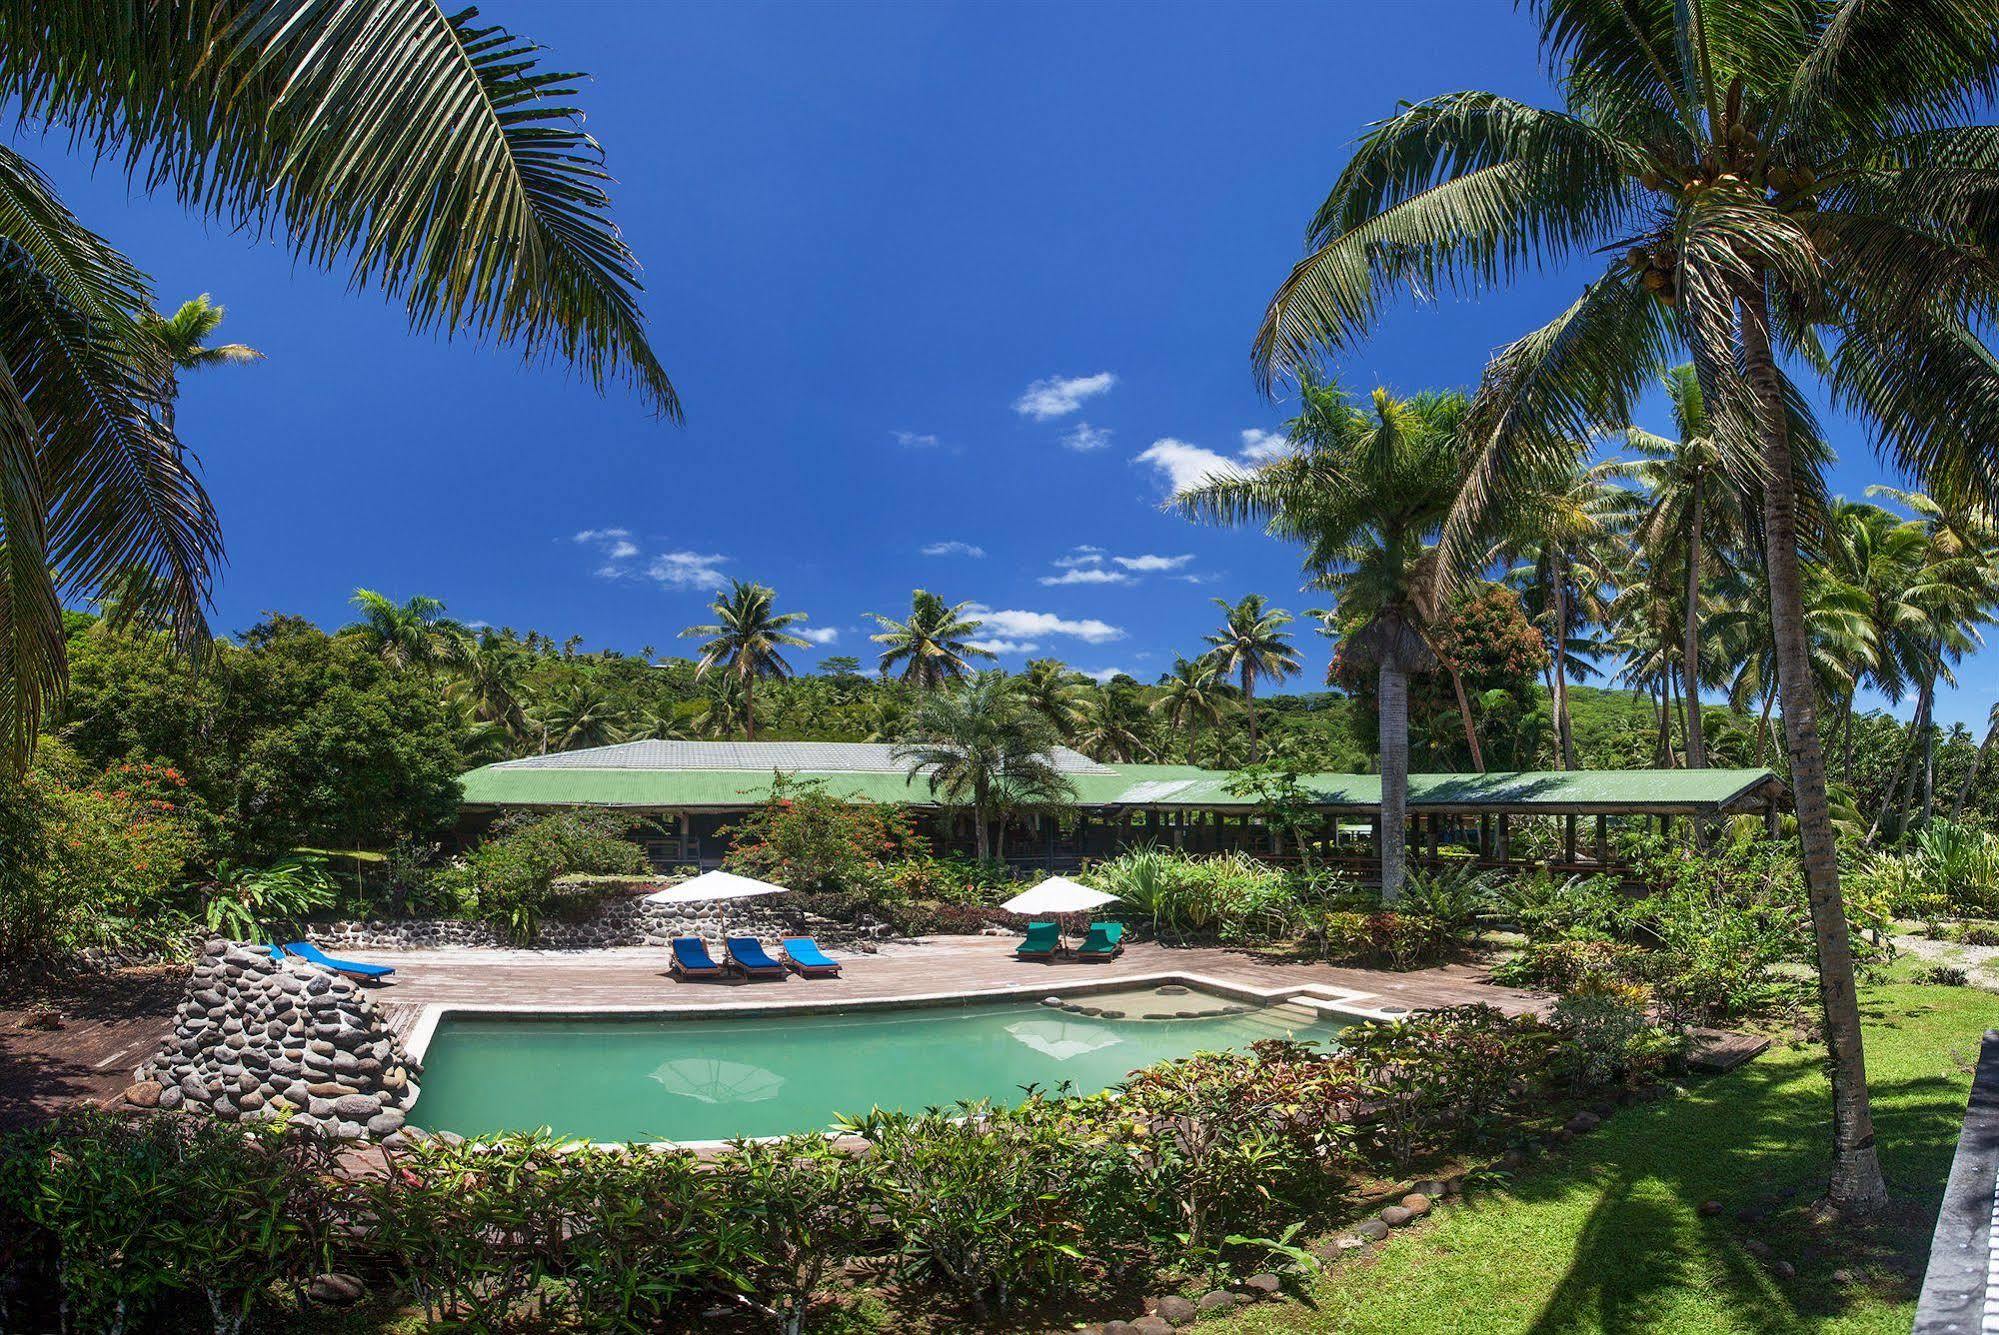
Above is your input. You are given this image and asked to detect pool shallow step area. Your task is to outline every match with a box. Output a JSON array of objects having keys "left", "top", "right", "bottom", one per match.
[{"left": 408, "top": 983, "right": 1348, "bottom": 1146}]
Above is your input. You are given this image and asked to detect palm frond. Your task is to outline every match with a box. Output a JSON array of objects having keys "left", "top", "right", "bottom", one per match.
[{"left": 0, "top": 0, "right": 677, "bottom": 418}]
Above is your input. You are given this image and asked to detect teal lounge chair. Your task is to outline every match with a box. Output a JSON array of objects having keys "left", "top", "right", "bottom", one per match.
[
  {"left": 779, "top": 937, "right": 841, "bottom": 977},
  {"left": 1016, "top": 921, "right": 1063, "bottom": 960},
  {"left": 1075, "top": 921, "right": 1125, "bottom": 961}
]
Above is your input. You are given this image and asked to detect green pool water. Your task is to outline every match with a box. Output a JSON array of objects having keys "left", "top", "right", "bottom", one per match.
[{"left": 411, "top": 996, "right": 1342, "bottom": 1143}]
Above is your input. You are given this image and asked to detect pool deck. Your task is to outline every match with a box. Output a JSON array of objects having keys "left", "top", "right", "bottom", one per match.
[{"left": 0, "top": 939, "right": 1543, "bottom": 1127}]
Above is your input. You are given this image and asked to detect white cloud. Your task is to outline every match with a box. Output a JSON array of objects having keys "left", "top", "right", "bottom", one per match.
[
  {"left": 1135, "top": 437, "right": 1252, "bottom": 494},
  {"left": 1038, "top": 567, "right": 1133, "bottom": 586},
  {"left": 575, "top": 526, "right": 640, "bottom": 577},
  {"left": 1054, "top": 547, "right": 1105, "bottom": 568},
  {"left": 921, "top": 540, "right": 985, "bottom": 558},
  {"left": 1061, "top": 421, "right": 1114, "bottom": 452},
  {"left": 646, "top": 551, "right": 730, "bottom": 590},
  {"left": 1112, "top": 553, "right": 1193, "bottom": 572},
  {"left": 1082, "top": 667, "right": 1128, "bottom": 683},
  {"left": 1014, "top": 371, "right": 1116, "bottom": 420},
  {"left": 966, "top": 638, "right": 1039, "bottom": 655},
  {"left": 799, "top": 626, "right": 840, "bottom": 645},
  {"left": 1238, "top": 427, "right": 1292, "bottom": 462},
  {"left": 967, "top": 605, "right": 1125, "bottom": 645},
  {"left": 893, "top": 430, "right": 941, "bottom": 448}
]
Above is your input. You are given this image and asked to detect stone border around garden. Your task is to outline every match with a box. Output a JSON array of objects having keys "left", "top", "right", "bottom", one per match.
[{"left": 1916, "top": 1028, "right": 1999, "bottom": 1334}]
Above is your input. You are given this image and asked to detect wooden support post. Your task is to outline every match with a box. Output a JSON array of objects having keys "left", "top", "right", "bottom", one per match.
[
  {"left": 1764, "top": 799, "right": 1779, "bottom": 838},
  {"left": 1370, "top": 815, "right": 1383, "bottom": 861},
  {"left": 1497, "top": 813, "right": 1510, "bottom": 863},
  {"left": 1479, "top": 813, "right": 1492, "bottom": 861},
  {"left": 1564, "top": 814, "right": 1577, "bottom": 865},
  {"left": 1595, "top": 814, "right": 1609, "bottom": 865},
  {"left": 1426, "top": 814, "right": 1439, "bottom": 860}
]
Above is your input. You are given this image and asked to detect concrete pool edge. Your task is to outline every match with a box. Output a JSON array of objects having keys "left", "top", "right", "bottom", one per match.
[{"left": 400, "top": 969, "right": 1404, "bottom": 1069}]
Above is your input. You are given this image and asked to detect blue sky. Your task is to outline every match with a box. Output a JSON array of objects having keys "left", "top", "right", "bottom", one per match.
[{"left": 23, "top": 1, "right": 1996, "bottom": 727}]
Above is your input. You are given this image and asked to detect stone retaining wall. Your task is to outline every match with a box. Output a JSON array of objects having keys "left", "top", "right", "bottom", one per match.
[
  {"left": 313, "top": 894, "right": 892, "bottom": 952},
  {"left": 136, "top": 940, "right": 417, "bottom": 1141}
]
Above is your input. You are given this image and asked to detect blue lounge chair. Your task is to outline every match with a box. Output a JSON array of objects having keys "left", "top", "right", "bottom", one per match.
[
  {"left": 1016, "top": 921, "right": 1063, "bottom": 960},
  {"left": 281, "top": 940, "right": 394, "bottom": 981},
  {"left": 726, "top": 936, "right": 789, "bottom": 980},
  {"left": 1075, "top": 921, "right": 1125, "bottom": 961},
  {"left": 669, "top": 936, "right": 726, "bottom": 980},
  {"left": 779, "top": 936, "right": 841, "bottom": 977}
]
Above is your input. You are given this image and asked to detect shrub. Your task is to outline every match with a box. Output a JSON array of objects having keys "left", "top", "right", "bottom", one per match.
[
  {"left": 1396, "top": 862, "right": 1493, "bottom": 937},
  {"left": 714, "top": 1135, "right": 879, "bottom": 1333},
  {"left": 1337, "top": 1006, "right": 1553, "bottom": 1165},
  {"left": 200, "top": 855, "right": 339, "bottom": 942},
  {"left": 1487, "top": 871, "right": 1637, "bottom": 938},
  {"left": 722, "top": 776, "right": 923, "bottom": 894},
  {"left": 1489, "top": 938, "right": 1648, "bottom": 992},
  {"left": 1087, "top": 848, "right": 1303, "bottom": 943},
  {"left": 1316, "top": 909, "right": 1457, "bottom": 970},
  {"left": 443, "top": 810, "right": 649, "bottom": 943},
  {"left": 1918, "top": 963, "right": 1972, "bottom": 987},
  {"left": 1549, "top": 979, "right": 1679, "bottom": 1090}
]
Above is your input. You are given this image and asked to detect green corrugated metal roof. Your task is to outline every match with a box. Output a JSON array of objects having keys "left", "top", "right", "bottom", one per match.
[{"left": 457, "top": 752, "right": 1778, "bottom": 816}]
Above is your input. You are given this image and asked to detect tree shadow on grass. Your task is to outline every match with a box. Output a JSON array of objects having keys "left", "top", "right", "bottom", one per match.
[{"left": 1512, "top": 1051, "right": 1965, "bottom": 1334}]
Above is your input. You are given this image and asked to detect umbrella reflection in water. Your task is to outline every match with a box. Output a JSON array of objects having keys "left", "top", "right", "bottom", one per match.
[
  {"left": 649, "top": 1058, "right": 786, "bottom": 1104},
  {"left": 1004, "top": 1018, "right": 1124, "bottom": 1062}
]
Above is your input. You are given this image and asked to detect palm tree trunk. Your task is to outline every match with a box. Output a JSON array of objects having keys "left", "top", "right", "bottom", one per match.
[
  {"left": 1755, "top": 685, "right": 1776, "bottom": 765},
  {"left": 1378, "top": 658, "right": 1409, "bottom": 903},
  {"left": 1740, "top": 285, "right": 1886, "bottom": 1212},
  {"left": 1446, "top": 661, "right": 1486, "bottom": 772},
  {"left": 1243, "top": 666, "right": 1259, "bottom": 762},
  {"left": 1550, "top": 557, "right": 1576, "bottom": 769},
  {"left": 741, "top": 666, "right": 758, "bottom": 741},
  {"left": 1682, "top": 491, "right": 1707, "bottom": 768},
  {"left": 1951, "top": 708, "right": 1999, "bottom": 821},
  {"left": 1920, "top": 671, "right": 1938, "bottom": 827},
  {"left": 1866, "top": 727, "right": 1916, "bottom": 845},
  {"left": 1666, "top": 669, "right": 1684, "bottom": 766}
]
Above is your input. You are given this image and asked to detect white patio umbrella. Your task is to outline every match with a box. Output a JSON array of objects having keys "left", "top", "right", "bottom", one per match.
[
  {"left": 643, "top": 870, "right": 789, "bottom": 939},
  {"left": 1000, "top": 876, "right": 1121, "bottom": 948}
]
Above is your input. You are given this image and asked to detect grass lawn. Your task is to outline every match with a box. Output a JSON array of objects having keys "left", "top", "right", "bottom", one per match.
[{"left": 1220, "top": 973, "right": 1990, "bottom": 1335}]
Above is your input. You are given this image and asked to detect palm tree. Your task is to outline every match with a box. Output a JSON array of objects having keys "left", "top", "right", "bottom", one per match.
[
  {"left": 448, "top": 630, "right": 532, "bottom": 745},
  {"left": 1952, "top": 702, "right": 1999, "bottom": 822},
  {"left": 1152, "top": 655, "right": 1234, "bottom": 760},
  {"left": 867, "top": 590, "right": 994, "bottom": 687},
  {"left": 0, "top": 7, "right": 674, "bottom": 760},
  {"left": 1617, "top": 366, "right": 1753, "bottom": 770},
  {"left": 694, "top": 672, "right": 751, "bottom": 741},
  {"left": 1072, "top": 681, "right": 1152, "bottom": 764},
  {"left": 1245, "top": 5, "right": 1999, "bottom": 1209},
  {"left": 679, "top": 580, "right": 811, "bottom": 741},
  {"left": 532, "top": 679, "right": 626, "bottom": 752},
  {"left": 1178, "top": 381, "right": 1472, "bottom": 899},
  {"left": 143, "top": 294, "right": 262, "bottom": 433},
  {"left": 1017, "top": 658, "right": 1087, "bottom": 739},
  {"left": 345, "top": 589, "right": 468, "bottom": 674},
  {"left": 1491, "top": 455, "right": 1623, "bottom": 767},
  {"left": 1198, "top": 594, "right": 1301, "bottom": 763},
  {"left": 896, "top": 674, "right": 1074, "bottom": 862}
]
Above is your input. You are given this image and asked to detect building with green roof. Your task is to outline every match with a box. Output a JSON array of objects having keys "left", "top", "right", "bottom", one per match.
[{"left": 457, "top": 740, "right": 1785, "bottom": 875}]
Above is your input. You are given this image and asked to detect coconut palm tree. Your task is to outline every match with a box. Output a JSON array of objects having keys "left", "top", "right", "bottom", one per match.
[
  {"left": 1152, "top": 655, "right": 1234, "bottom": 760},
  {"left": 1617, "top": 366, "right": 1754, "bottom": 770},
  {"left": 1072, "top": 681, "right": 1152, "bottom": 764},
  {"left": 1177, "top": 380, "right": 1474, "bottom": 899},
  {"left": 679, "top": 580, "right": 811, "bottom": 742},
  {"left": 1197, "top": 594, "right": 1301, "bottom": 763},
  {"left": 448, "top": 630, "right": 532, "bottom": 746},
  {"left": 1953, "top": 702, "right": 1999, "bottom": 822},
  {"left": 867, "top": 590, "right": 994, "bottom": 687},
  {"left": 1246, "top": 3, "right": 1999, "bottom": 1208},
  {"left": 1016, "top": 658, "right": 1087, "bottom": 739},
  {"left": 143, "top": 294, "right": 262, "bottom": 433},
  {"left": 0, "top": 5, "right": 675, "bottom": 760},
  {"left": 345, "top": 589, "right": 469, "bottom": 675},
  {"left": 894, "top": 673, "right": 1074, "bottom": 862},
  {"left": 1491, "top": 455, "right": 1624, "bottom": 767},
  {"left": 532, "top": 679, "right": 626, "bottom": 753}
]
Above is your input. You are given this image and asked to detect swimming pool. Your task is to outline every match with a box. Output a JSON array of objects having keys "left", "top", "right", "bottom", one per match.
[{"left": 410, "top": 990, "right": 1344, "bottom": 1143}]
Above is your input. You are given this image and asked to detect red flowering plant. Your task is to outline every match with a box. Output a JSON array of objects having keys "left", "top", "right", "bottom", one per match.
[{"left": 722, "top": 774, "right": 924, "bottom": 894}]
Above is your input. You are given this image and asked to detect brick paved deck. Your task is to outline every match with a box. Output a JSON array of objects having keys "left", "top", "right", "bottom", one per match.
[{"left": 2, "top": 939, "right": 1543, "bottom": 1126}]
